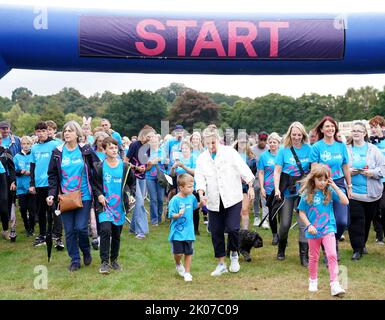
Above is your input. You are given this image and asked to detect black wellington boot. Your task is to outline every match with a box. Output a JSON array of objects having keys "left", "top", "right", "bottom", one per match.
[
  {"left": 277, "top": 238, "right": 287, "bottom": 260},
  {"left": 299, "top": 242, "right": 309, "bottom": 267}
]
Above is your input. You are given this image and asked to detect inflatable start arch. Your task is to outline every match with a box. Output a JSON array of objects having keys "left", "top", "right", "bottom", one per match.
[{"left": 1, "top": 5, "right": 385, "bottom": 79}]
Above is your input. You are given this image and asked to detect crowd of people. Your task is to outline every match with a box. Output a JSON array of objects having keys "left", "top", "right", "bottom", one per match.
[{"left": 1, "top": 114, "right": 385, "bottom": 297}]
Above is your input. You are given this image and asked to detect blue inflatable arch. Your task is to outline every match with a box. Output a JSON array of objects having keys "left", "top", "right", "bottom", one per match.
[{"left": 1, "top": 5, "right": 385, "bottom": 79}]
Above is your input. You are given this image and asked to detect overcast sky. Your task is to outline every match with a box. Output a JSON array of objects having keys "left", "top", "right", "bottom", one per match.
[{"left": 1, "top": 0, "right": 385, "bottom": 99}]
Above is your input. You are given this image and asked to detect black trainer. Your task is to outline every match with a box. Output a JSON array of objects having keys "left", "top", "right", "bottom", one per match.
[
  {"left": 99, "top": 261, "right": 111, "bottom": 274},
  {"left": 110, "top": 260, "right": 122, "bottom": 271},
  {"left": 9, "top": 229, "right": 17, "bottom": 242},
  {"left": 33, "top": 235, "right": 46, "bottom": 247},
  {"left": 68, "top": 261, "right": 81, "bottom": 272},
  {"left": 83, "top": 253, "right": 92, "bottom": 266},
  {"left": 55, "top": 238, "right": 65, "bottom": 251}
]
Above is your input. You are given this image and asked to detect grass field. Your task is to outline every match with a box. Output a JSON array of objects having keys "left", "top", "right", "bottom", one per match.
[{"left": 1, "top": 210, "right": 385, "bottom": 300}]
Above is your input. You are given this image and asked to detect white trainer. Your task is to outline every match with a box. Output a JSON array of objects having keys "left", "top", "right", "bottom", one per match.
[
  {"left": 308, "top": 278, "right": 318, "bottom": 292},
  {"left": 261, "top": 219, "right": 270, "bottom": 230},
  {"left": 330, "top": 281, "right": 345, "bottom": 297},
  {"left": 176, "top": 263, "right": 185, "bottom": 277},
  {"left": 253, "top": 217, "right": 261, "bottom": 227},
  {"left": 229, "top": 251, "right": 240, "bottom": 273},
  {"left": 184, "top": 272, "right": 193, "bottom": 282},
  {"left": 210, "top": 263, "right": 228, "bottom": 276}
]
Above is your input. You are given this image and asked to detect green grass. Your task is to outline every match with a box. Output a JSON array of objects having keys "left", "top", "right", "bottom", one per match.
[{"left": 1, "top": 210, "right": 385, "bottom": 300}]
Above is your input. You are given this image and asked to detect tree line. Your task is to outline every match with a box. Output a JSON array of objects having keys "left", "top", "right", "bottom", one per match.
[{"left": 1, "top": 83, "right": 384, "bottom": 137}]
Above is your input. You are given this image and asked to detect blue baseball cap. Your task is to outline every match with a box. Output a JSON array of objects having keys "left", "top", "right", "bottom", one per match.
[{"left": 174, "top": 125, "right": 184, "bottom": 130}]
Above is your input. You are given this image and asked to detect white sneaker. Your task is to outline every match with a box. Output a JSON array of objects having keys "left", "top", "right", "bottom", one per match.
[
  {"left": 261, "top": 219, "right": 270, "bottom": 230},
  {"left": 184, "top": 272, "right": 193, "bottom": 282},
  {"left": 308, "top": 278, "right": 318, "bottom": 292},
  {"left": 176, "top": 263, "right": 185, "bottom": 277},
  {"left": 253, "top": 217, "right": 261, "bottom": 227},
  {"left": 330, "top": 281, "right": 345, "bottom": 297},
  {"left": 229, "top": 251, "right": 240, "bottom": 273},
  {"left": 210, "top": 263, "right": 228, "bottom": 276}
]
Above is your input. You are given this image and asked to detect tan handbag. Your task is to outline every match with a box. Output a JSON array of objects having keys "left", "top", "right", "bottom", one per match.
[
  {"left": 58, "top": 159, "right": 85, "bottom": 213},
  {"left": 58, "top": 189, "right": 83, "bottom": 213}
]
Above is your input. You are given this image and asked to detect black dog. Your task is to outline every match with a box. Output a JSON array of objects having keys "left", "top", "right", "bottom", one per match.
[{"left": 239, "top": 229, "right": 263, "bottom": 262}]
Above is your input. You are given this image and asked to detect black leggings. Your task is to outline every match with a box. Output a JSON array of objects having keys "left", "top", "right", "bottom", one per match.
[
  {"left": 348, "top": 199, "right": 378, "bottom": 252},
  {"left": 18, "top": 193, "right": 36, "bottom": 232},
  {"left": 266, "top": 193, "right": 278, "bottom": 234},
  {"left": 36, "top": 187, "right": 62, "bottom": 237},
  {"left": 193, "top": 191, "right": 200, "bottom": 232}
]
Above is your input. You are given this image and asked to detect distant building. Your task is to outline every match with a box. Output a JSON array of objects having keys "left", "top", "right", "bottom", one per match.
[{"left": 339, "top": 119, "right": 369, "bottom": 137}]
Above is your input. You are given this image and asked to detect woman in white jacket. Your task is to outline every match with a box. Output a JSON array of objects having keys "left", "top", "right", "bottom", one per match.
[{"left": 195, "top": 125, "right": 255, "bottom": 276}]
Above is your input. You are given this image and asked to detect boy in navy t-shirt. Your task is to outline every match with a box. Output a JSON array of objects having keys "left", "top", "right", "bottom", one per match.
[{"left": 168, "top": 173, "right": 198, "bottom": 282}]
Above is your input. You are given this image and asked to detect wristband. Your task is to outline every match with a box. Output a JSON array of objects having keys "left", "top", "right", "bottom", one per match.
[
  {"left": 304, "top": 224, "right": 312, "bottom": 232},
  {"left": 347, "top": 184, "right": 353, "bottom": 188}
]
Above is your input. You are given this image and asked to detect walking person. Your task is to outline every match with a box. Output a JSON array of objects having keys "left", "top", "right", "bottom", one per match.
[
  {"left": 195, "top": 125, "right": 255, "bottom": 276},
  {"left": 298, "top": 164, "right": 348, "bottom": 297},
  {"left": 145, "top": 133, "right": 166, "bottom": 226},
  {"left": 47, "top": 121, "right": 100, "bottom": 271},
  {"left": 258, "top": 132, "right": 281, "bottom": 245},
  {"left": 347, "top": 122, "right": 385, "bottom": 260},
  {"left": 126, "top": 125, "right": 155, "bottom": 239},
  {"left": 310, "top": 116, "right": 352, "bottom": 260},
  {"left": 94, "top": 137, "right": 136, "bottom": 274},
  {"left": 233, "top": 134, "right": 256, "bottom": 230},
  {"left": 30, "top": 121, "right": 62, "bottom": 248},
  {"left": 274, "top": 122, "right": 312, "bottom": 266},
  {"left": 14, "top": 136, "right": 36, "bottom": 237}
]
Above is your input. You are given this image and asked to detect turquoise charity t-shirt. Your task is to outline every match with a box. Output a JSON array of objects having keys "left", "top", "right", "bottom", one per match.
[
  {"left": 145, "top": 148, "right": 164, "bottom": 180},
  {"left": 0, "top": 161, "right": 5, "bottom": 174},
  {"left": 14, "top": 152, "right": 32, "bottom": 195},
  {"left": 31, "top": 139, "right": 60, "bottom": 187},
  {"left": 163, "top": 138, "right": 182, "bottom": 166},
  {"left": 258, "top": 150, "right": 276, "bottom": 195},
  {"left": 99, "top": 160, "right": 125, "bottom": 226},
  {"left": 95, "top": 151, "right": 106, "bottom": 162},
  {"left": 310, "top": 140, "right": 349, "bottom": 180},
  {"left": 61, "top": 145, "right": 91, "bottom": 201},
  {"left": 297, "top": 188, "right": 339, "bottom": 239},
  {"left": 275, "top": 144, "right": 311, "bottom": 196},
  {"left": 1, "top": 136, "right": 10, "bottom": 149},
  {"left": 168, "top": 194, "right": 198, "bottom": 241},
  {"left": 111, "top": 131, "right": 123, "bottom": 146},
  {"left": 191, "top": 149, "right": 202, "bottom": 167},
  {"left": 351, "top": 143, "right": 368, "bottom": 195},
  {"left": 174, "top": 155, "right": 195, "bottom": 176}
]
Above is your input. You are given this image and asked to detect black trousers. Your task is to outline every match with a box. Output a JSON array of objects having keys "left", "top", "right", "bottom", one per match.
[
  {"left": 18, "top": 193, "right": 36, "bottom": 232},
  {"left": 348, "top": 199, "right": 378, "bottom": 252},
  {"left": 99, "top": 221, "right": 123, "bottom": 263},
  {"left": 266, "top": 193, "right": 278, "bottom": 234},
  {"left": 192, "top": 191, "right": 200, "bottom": 232},
  {"left": 36, "top": 187, "right": 62, "bottom": 237},
  {"left": 209, "top": 199, "right": 242, "bottom": 258}
]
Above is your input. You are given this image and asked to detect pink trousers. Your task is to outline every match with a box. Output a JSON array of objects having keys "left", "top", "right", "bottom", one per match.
[{"left": 308, "top": 232, "right": 339, "bottom": 284}]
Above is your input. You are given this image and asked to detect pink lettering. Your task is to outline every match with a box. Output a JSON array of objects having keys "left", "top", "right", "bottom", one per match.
[
  {"left": 228, "top": 21, "right": 257, "bottom": 57},
  {"left": 135, "top": 19, "right": 166, "bottom": 56},
  {"left": 259, "top": 21, "right": 289, "bottom": 57},
  {"left": 191, "top": 21, "right": 226, "bottom": 57}
]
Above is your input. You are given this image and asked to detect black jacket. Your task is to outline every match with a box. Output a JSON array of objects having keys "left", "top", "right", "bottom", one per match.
[
  {"left": 0, "top": 146, "right": 15, "bottom": 185},
  {"left": 47, "top": 143, "right": 100, "bottom": 200},
  {"left": 93, "top": 160, "right": 136, "bottom": 215}
]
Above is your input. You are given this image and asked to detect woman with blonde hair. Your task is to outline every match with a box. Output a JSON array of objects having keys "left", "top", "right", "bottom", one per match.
[
  {"left": 258, "top": 132, "right": 281, "bottom": 245},
  {"left": 274, "top": 121, "right": 312, "bottom": 266}
]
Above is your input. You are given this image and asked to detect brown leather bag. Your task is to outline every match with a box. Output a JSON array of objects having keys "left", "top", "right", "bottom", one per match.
[
  {"left": 58, "top": 189, "right": 83, "bottom": 213},
  {"left": 58, "top": 158, "right": 85, "bottom": 213}
]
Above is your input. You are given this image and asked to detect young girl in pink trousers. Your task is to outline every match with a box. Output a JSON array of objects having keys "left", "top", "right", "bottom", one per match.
[{"left": 297, "top": 164, "right": 348, "bottom": 297}]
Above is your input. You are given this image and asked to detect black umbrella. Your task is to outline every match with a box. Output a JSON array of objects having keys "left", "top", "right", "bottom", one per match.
[
  {"left": 259, "top": 193, "right": 285, "bottom": 228},
  {"left": 46, "top": 205, "right": 54, "bottom": 262}
]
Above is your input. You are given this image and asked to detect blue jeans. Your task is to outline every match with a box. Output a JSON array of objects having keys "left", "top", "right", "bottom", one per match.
[
  {"left": 61, "top": 200, "right": 91, "bottom": 264},
  {"left": 146, "top": 179, "right": 164, "bottom": 225},
  {"left": 130, "top": 179, "right": 149, "bottom": 235}
]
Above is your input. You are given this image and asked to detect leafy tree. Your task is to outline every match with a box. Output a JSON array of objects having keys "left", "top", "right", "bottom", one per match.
[
  {"left": 64, "top": 113, "right": 83, "bottom": 125},
  {"left": 54, "top": 87, "right": 88, "bottom": 114},
  {"left": 156, "top": 83, "right": 189, "bottom": 104},
  {"left": 2, "top": 104, "right": 24, "bottom": 127},
  {"left": 14, "top": 113, "right": 40, "bottom": 136},
  {"left": 168, "top": 90, "right": 219, "bottom": 131},
  {"left": 104, "top": 90, "right": 168, "bottom": 137},
  {"left": 40, "top": 104, "right": 65, "bottom": 129},
  {"left": 11, "top": 87, "right": 33, "bottom": 112},
  {"left": 0, "top": 96, "right": 13, "bottom": 113}
]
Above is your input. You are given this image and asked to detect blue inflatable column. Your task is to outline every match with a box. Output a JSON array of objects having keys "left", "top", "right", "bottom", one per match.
[{"left": 0, "top": 55, "right": 10, "bottom": 79}]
